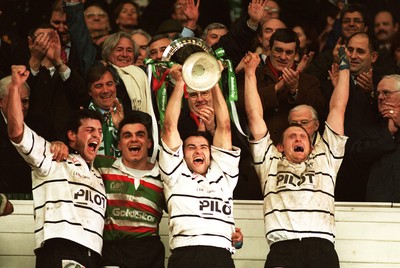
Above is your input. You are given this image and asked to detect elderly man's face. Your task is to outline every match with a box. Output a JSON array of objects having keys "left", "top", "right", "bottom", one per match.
[
  {"left": 187, "top": 90, "right": 213, "bottom": 116},
  {"left": 289, "top": 108, "right": 319, "bottom": 140},
  {"left": 0, "top": 85, "right": 30, "bottom": 118},
  {"left": 377, "top": 77, "right": 400, "bottom": 114},
  {"left": 131, "top": 33, "right": 149, "bottom": 66},
  {"left": 204, "top": 28, "right": 228, "bottom": 47},
  {"left": 258, "top": 19, "right": 286, "bottom": 53},
  {"left": 108, "top": 37, "right": 135, "bottom": 67}
]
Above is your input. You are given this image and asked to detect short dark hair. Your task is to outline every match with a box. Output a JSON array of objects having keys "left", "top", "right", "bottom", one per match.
[
  {"left": 340, "top": 3, "right": 368, "bottom": 26},
  {"left": 147, "top": 34, "right": 173, "bottom": 48},
  {"left": 269, "top": 28, "right": 300, "bottom": 52},
  {"left": 65, "top": 109, "right": 103, "bottom": 141},
  {"left": 183, "top": 131, "right": 212, "bottom": 148},
  {"left": 86, "top": 64, "right": 118, "bottom": 92},
  {"left": 118, "top": 110, "right": 153, "bottom": 142}
]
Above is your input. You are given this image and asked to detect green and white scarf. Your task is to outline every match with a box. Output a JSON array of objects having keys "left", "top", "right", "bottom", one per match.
[{"left": 88, "top": 101, "right": 121, "bottom": 157}]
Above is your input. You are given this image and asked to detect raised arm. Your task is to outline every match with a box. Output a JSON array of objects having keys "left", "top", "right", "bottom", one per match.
[
  {"left": 212, "top": 0, "right": 267, "bottom": 68},
  {"left": 326, "top": 47, "right": 350, "bottom": 135},
  {"left": 63, "top": 0, "right": 99, "bottom": 76},
  {"left": 162, "top": 65, "right": 184, "bottom": 150},
  {"left": 182, "top": 0, "right": 200, "bottom": 31},
  {"left": 243, "top": 52, "right": 267, "bottom": 141},
  {"left": 212, "top": 82, "right": 231, "bottom": 150},
  {"left": 7, "top": 65, "right": 30, "bottom": 143}
]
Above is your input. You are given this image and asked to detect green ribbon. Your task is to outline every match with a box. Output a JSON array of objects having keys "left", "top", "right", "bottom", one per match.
[
  {"left": 214, "top": 48, "right": 247, "bottom": 137},
  {"left": 214, "top": 47, "right": 238, "bottom": 101},
  {"left": 145, "top": 59, "right": 174, "bottom": 128},
  {"left": 88, "top": 101, "right": 121, "bottom": 157}
]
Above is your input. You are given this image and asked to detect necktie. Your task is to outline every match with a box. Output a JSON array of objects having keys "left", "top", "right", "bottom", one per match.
[{"left": 61, "top": 46, "right": 68, "bottom": 64}]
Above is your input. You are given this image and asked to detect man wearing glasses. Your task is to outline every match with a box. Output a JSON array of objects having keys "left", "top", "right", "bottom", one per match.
[
  {"left": 178, "top": 89, "right": 215, "bottom": 141},
  {"left": 261, "top": 0, "right": 280, "bottom": 24},
  {"left": 288, "top": 104, "right": 321, "bottom": 146},
  {"left": 307, "top": 4, "right": 369, "bottom": 95},
  {"left": 351, "top": 74, "right": 400, "bottom": 202}
]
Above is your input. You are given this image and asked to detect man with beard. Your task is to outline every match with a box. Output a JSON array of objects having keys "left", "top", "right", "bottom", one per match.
[{"left": 7, "top": 65, "right": 106, "bottom": 268}]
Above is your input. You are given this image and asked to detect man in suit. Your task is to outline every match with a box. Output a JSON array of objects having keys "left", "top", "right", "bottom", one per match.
[
  {"left": 25, "top": 24, "right": 89, "bottom": 142},
  {"left": 238, "top": 28, "right": 325, "bottom": 145},
  {"left": 0, "top": 72, "right": 32, "bottom": 197}
]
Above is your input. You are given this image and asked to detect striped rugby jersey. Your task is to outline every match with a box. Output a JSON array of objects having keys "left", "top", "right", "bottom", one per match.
[
  {"left": 159, "top": 139, "right": 241, "bottom": 253},
  {"left": 250, "top": 123, "right": 347, "bottom": 246},
  {"left": 95, "top": 156, "right": 165, "bottom": 240},
  {"left": 12, "top": 124, "right": 106, "bottom": 255}
]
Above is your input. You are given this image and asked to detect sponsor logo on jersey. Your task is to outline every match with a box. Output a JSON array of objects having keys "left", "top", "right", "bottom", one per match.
[
  {"left": 199, "top": 200, "right": 232, "bottom": 215},
  {"left": 109, "top": 181, "right": 129, "bottom": 192},
  {"left": 276, "top": 172, "right": 315, "bottom": 188},
  {"left": 74, "top": 189, "right": 106, "bottom": 208},
  {"left": 112, "top": 208, "right": 155, "bottom": 222},
  {"left": 72, "top": 171, "right": 91, "bottom": 180}
]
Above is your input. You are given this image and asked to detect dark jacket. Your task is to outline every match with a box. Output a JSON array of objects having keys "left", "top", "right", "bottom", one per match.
[
  {"left": 0, "top": 115, "right": 32, "bottom": 197},
  {"left": 25, "top": 67, "right": 89, "bottom": 142},
  {"left": 350, "top": 118, "right": 400, "bottom": 202},
  {"left": 237, "top": 58, "right": 325, "bottom": 144}
]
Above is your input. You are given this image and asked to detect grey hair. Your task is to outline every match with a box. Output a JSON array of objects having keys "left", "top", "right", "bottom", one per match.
[
  {"left": 101, "top": 31, "right": 139, "bottom": 64},
  {"left": 288, "top": 104, "right": 319, "bottom": 122},
  {"left": 382, "top": 74, "right": 400, "bottom": 91},
  {"left": 201, "top": 23, "right": 227, "bottom": 40},
  {"left": 131, "top": 29, "right": 152, "bottom": 43},
  {"left": 0, "top": 76, "right": 30, "bottom": 99}
]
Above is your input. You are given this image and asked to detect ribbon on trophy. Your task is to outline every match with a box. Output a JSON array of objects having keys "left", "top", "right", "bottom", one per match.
[
  {"left": 214, "top": 47, "right": 247, "bottom": 137},
  {"left": 145, "top": 58, "right": 174, "bottom": 129}
]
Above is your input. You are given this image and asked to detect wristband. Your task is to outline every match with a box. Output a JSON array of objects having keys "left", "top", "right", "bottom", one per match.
[{"left": 234, "top": 240, "right": 243, "bottom": 249}]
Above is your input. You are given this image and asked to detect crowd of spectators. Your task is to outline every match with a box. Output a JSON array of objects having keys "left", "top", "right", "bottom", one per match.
[
  {"left": 2, "top": 0, "right": 400, "bottom": 267},
  {"left": 1, "top": 0, "right": 400, "bottom": 202}
]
